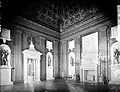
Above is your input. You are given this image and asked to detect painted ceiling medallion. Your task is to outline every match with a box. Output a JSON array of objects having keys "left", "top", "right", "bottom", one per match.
[
  {"left": 65, "top": 20, "right": 70, "bottom": 27},
  {"left": 75, "top": 13, "right": 81, "bottom": 21},
  {"left": 40, "top": 15, "right": 46, "bottom": 22},
  {"left": 74, "top": 7, "right": 79, "bottom": 14},
  {"left": 70, "top": 17, "right": 74, "bottom": 24},
  {"left": 69, "top": 10, "right": 74, "bottom": 17},
  {"left": 46, "top": 18, "right": 51, "bottom": 24},
  {"left": 51, "top": 20, "right": 56, "bottom": 26},
  {"left": 81, "top": 10, "right": 87, "bottom": 19}
]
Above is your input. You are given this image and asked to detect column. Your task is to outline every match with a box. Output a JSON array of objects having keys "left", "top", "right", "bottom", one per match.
[
  {"left": 60, "top": 42, "right": 63, "bottom": 78},
  {"left": 14, "top": 29, "right": 23, "bottom": 83},
  {"left": 98, "top": 26, "right": 108, "bottom": 82},
  {"left": 75, "top": 36, "right": 81, "bottom": 75},
  {"left": 60, "top": 40, "right": 68, "bottom": 77},
  {"left": 38, "top": 36, "right": 46, "bottom": 81}
]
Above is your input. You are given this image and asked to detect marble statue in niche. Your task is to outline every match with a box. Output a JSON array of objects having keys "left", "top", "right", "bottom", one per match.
[
  {"left": 48, "top": 55, "right": 51, "bottom": 66},
  {"left": 0, "top": 44, "right": 11, "bottom": 66},
  {"left": 70, "top": 56, "right": 74, "bottom": 66},
  {"left": 28, "top": 58, "right": 34, "bottom": 76},
  {"left": 0, "top": 50, "right": 9, "bottom": 65},
  {"left": 114, "top": 48, "right": 120, "bottom": 64}
]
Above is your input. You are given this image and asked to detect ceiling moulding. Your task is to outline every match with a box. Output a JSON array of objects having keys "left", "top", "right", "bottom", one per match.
[
  {"left": 18, "top": 0, "right": 59, "bottom": 32},
  {"left": 60, "top": 13, "right": 111, "bottom": 40},
  {"left": 62, "top": 5, "right": 99, "bottom": 29},
  {"left": 61, "top": 21, "right": 112, "bottom": 42},
  {"left": 9, "top": 16, "right": 60, "bottom": 40},
  {"left": 9, "top": 23, "right": 60, "bottom": 42},
  {"left": 61, "top": 12, "right": 105, "bottom": 34}
]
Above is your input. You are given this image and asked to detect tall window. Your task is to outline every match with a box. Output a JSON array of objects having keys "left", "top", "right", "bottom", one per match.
[
  {"left": 117, "top": 5, "right": 120, "bottom": 41},
  {"left": 46, "top": 41, "right": 53, "bottom": 51},
  {"left": 82, "top": 32, "right": 98, "bottom": 65}
]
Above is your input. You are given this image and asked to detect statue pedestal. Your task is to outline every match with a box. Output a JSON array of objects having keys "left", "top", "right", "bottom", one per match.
[{"left": 0, "top": 65, "right": 13, "bottom": 85}]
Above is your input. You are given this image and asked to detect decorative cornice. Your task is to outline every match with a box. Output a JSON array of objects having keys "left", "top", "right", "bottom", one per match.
[
  {"left": 62, "top": 11, "right": 103, "bottom": 33},
  {"left": 11, "top": 16, "right": 60, "bottom": 39},
  {"left": 9, "top": 23, "right": 60, "bottom": 42},
  {"left": 60, "top": 12, "right": 111, "bottom": 40},
  {"left": 62, "top": 4, "right": 99, "bottom": 29}
]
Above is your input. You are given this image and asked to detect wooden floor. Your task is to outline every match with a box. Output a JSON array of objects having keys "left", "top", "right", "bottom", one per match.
[{"left": 0, "top": 79, "right": 120, "bottom": 92}]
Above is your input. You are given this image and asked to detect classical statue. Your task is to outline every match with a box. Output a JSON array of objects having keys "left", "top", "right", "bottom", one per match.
[
  {"left": 70, "top": 56, "right": 74, "bottom": 66},
  {"left": 48, "top": 55, "right": 51, "bottom": 66},
  {"left": 114, "top": 49, "right": 120, "bottom": 64},
  {"left": 0, "top": 50, "right": 9, "bottom": 65}
]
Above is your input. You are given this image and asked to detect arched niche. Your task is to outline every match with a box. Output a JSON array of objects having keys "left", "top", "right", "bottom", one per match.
[
  {"left": 110, "top": 42, "right": 120, "bottom": 84},
  {"left": 46, "top": 52, "right": 54, "bottom": 80},
  {"left": 111, "top": 42, "right": 120, "bottom": 65},
  {"left": 68, "top": 51, "right": 75, "bottom": 79}
]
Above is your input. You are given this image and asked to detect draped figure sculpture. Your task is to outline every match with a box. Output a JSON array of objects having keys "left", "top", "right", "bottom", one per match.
[{"left": 114, "top": 49, "right": 120, "bottom": 64}]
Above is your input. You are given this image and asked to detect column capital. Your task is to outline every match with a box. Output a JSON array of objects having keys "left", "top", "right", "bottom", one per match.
[
  {"left": 61, "top": 40, "right": 68, "bottom": 45},
  {"left": 75, "top": 36, "right": 81, "bottom": 41},
  {"left": 53, "top": 40, "right": 59, "bottom": 44},
  {"left": 16, "top": 29, "right": 23, "bottom": 34},
  {"left": 99, "top": 25, "right": 109, "bottom": 32},
  {"left": 39, "top": 36, "right": 46, "bottom": 40}
]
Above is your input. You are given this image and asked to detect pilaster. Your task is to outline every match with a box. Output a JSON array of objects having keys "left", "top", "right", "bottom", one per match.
[
  {"left": 38, "top": 36, "right": 46, "bottom": 81},
  {"left": 53, "top": 41, "right": 59, "bottom": 78},
  {"left": 13, "top": 29, "right": 23, "bottom": 83},
  {"left": 60, "top": 40, "right": 68, "bottom": 77},
  {"left": 75, "top": 36, "right": 81, "bottom": 75}
]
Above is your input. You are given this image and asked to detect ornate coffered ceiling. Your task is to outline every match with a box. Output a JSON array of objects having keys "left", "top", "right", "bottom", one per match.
[
  {"left": 2, "top": 0, "right": 116, "bottom": 33},
  {"left": 19, "top": 0, "right": 99, "bottom": 31}
]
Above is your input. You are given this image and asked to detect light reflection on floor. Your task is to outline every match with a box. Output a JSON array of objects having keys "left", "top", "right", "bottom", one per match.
[{"left": 0, "top": 79, "right": 120, "bottom": 92}]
